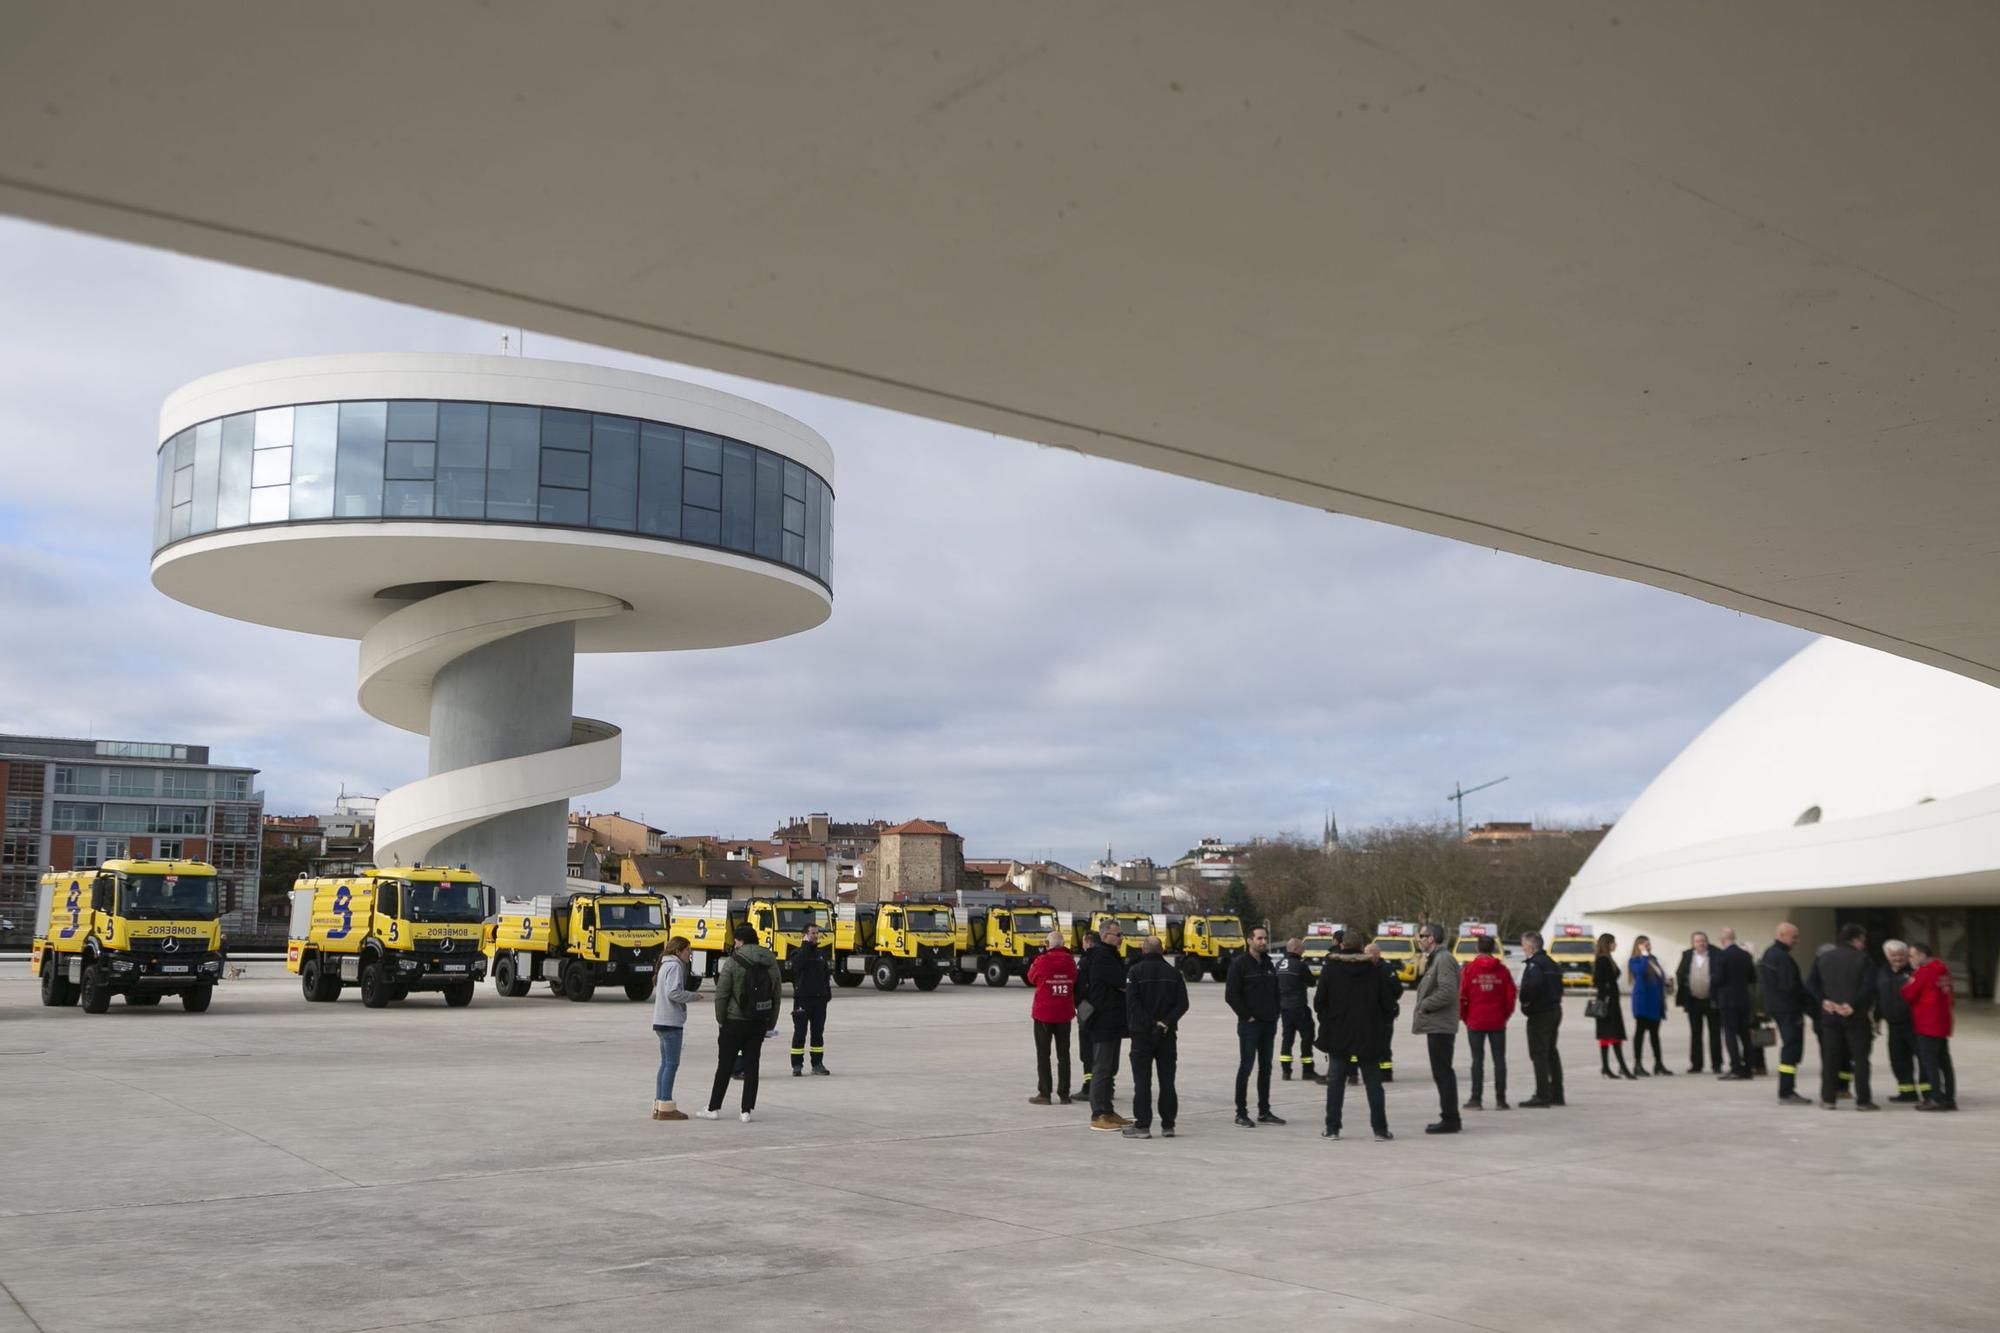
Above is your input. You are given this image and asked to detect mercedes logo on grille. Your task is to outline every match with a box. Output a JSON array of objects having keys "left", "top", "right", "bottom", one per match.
[
  {"left": 161, "top": 937, "right": 180, "bottom": 953},
  {"left": 436, "top": 938, "right": 454, "bottom": 952}
]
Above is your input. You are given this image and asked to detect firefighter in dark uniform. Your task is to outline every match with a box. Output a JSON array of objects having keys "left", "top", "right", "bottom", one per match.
[
  {"left": 1812, "top": 924, "right": 1879, "bottom": 1109},
  {"left": 790, "top": 923, "right": 832, "bottom": 1076},
  {"left": 1757, "top": 922, "right": 1813, "bottom": 1105},
  {"left": 1275, "top": 939, "right": 1324, "bottom": 1084},
  {"left": 1878, "top": 939, "right": 1921, "bottom": 1103}
]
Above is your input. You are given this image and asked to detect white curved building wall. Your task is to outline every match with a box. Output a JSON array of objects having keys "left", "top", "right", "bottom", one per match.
[{"left": 1546, "top": 638, "right": 2000, "bottom": 975}]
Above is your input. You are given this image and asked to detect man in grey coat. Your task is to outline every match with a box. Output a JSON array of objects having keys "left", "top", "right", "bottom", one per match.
[{"left": 1413, "top": 922, "right": 1463, "bottom": 1135}]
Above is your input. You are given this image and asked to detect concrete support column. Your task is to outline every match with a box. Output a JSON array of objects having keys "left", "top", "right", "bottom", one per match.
[{"left": 424, "top": 619, "right": 576, "bottom": 896}]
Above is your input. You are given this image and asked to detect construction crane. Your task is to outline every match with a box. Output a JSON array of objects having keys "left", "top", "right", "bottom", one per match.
[{"left": 1448, "top": 776, "right": 1509, "bottom": 838}]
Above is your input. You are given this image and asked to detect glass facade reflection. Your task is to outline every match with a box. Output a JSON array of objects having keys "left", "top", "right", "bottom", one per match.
[{"left": 155, "top": 398, "right": 833, "bottom": 586}]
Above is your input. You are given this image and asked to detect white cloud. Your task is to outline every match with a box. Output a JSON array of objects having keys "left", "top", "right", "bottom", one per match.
[{"left": 0, "top": 218, "right": 1812, "bottom": 865}]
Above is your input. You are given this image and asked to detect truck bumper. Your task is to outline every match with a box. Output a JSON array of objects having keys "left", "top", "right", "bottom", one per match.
[{"left": 107, "top": 953, "right": 226, "bottom": 988}]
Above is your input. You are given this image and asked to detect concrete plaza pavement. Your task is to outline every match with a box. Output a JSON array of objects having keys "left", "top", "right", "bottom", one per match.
[{"left": 1, "top": 968, "right": 1994, "bottom": 1332}]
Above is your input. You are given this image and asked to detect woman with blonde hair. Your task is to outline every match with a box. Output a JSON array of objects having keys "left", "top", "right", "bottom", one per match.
[{"left": 1594, "top": 932, "right": 1636, "bottom": 1079}]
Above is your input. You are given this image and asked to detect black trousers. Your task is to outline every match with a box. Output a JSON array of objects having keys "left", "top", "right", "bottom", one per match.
[
  {"left": 1774, "top": 1012, "right": 1805, "bottom": 1098},
  {"left": 1090, "top": 1035, "right": 1122, "bottom": 1117},
  {"left": 709, "top": 1019, "right": 768, "bottom": 1112},
  {"left": 1526, "top": 1008, "right": 1563, "bottom": 1102},
  {"left": 1129, "top": 1034, "right": 1177, "bottom": 1130},
  {"left": 1467, "top": 1027, "right": 1506, "bottom": 1101},
  {"left": 1685, "top": 998, "right": 1723, "bottom": 1071},
  {"left": 1918, "top": 1034, "right": 1956, "bottom": 1104},
  {"left": 1323, "top": 1045, "right": 1387, "bottom": 1135},
  {"left": 1886, "top": 1020, "right": 1918, "bottom": 1096},
  {"left": 790, "top": 997, "right": 828, "bottom": 1069},
  {"left": 1235, "top": 1018, "right": 1275, "bottom": 1115},
  {"left": 1819, "top": 1014, "right": 1873, "bottom": 1105},
  {"left": 1427, "top": 1031, "right": 1460, "bottom": 1124},
  {"left": 1033, "top": 1020, "right": 1072, "bottom": 1099},
  {"left": 1633, "top": 1016, "right": 1664, "bottom": 1067},
  {"left": 1720, "top": 1004, "right": 1753, "bottom": 1075},
  {"left": 1280, "top": 1007, "right": 1317, "bottom": 1074}
]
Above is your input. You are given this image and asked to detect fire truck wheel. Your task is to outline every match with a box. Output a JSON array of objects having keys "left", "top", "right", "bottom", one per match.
[
  {"left": 181, "top": 982, "right": 214, "bottom": 1013},
  {"left": 871, "top": 962, "right": 900, "bottom": 991},
  {"left": 914, "top": 972, "right": 942, "bottom": 992},
  {"left": 948, "top": 967, "right": 973, "bottom": 986},
  {"left": 443, "top": 981, "right": 476, "bottom": 1007},
  {"left": 624, "top": 979, "right": 654, "bottom": 1002},
  {"left": 126, "top": 992, "right": 162, "bottom": 1006},
  {"left": 983, "top": 960, "right": 1010, "bottom": 987},
  {"left": 1178, "top": 957, "right": 1204, "bottom": 982},
  {"left": 562, "top": 961, "right": 597, "bottom": 1002},
  {"left": 40, "top": 961, "right": 76, "bottom": 1007},
  {"left": 833, "top": 971, "right": 862, "bottom": 989},
  {"left": 493, "top": 956, "right": 532, "bottom": 998},
  {"left": 80, "top": 962, "right": 112, "bottom": 1014},
  {"left": 359, "top": 960, "right": 393, "bottom": 1008}
]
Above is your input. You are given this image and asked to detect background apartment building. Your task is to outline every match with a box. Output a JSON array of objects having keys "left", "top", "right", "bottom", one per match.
[{"left": 0, "top": 734, "right": 264, "bottom": 936}]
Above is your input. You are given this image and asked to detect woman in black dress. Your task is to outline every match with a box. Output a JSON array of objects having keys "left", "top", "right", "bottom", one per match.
[{"left": 1595, "top": 932, "right": 1636, "bottom": 1079}]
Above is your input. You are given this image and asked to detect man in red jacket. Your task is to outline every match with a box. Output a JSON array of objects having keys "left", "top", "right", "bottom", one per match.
[
  {"left": 1459, "top": 935, "right": 1518, "bottom": 1110},
  {"left": 1027, "top": 930, "right": 1078, "bottom": 1106},
  {"left": 1901, "top": 940, "right": 1957, "bottom": 1111}
]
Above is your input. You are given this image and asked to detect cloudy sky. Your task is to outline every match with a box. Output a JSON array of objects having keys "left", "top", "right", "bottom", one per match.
[{"left": 0, "top": 217, "right": 1812, "bottom": 866}]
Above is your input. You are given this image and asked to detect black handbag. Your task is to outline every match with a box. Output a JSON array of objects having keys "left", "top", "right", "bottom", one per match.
[
  {"left": 1583, "top": 998, "right": 1603, "bottom": 1019},
  {"left": 1752, "top": 1023, "right": 1778, "bottom": 1048}
]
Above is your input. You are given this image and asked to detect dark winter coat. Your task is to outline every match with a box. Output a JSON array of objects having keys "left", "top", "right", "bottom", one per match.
[
  {"left": 1076, "top": 940, "right": 1129, "bottom": 1040},
  {"left": 1756, "top": 940, "right": 1810, "bottom": 1019},
  {"left": 1225, "top": 950, "right": 1280, "bottom": 1023},
  {"left": 1313, "top": 953, "right": 1400, "bottom": 1061},
  {"left": 1126, "top": 952, "right": 1190, "bottom": 1041}
]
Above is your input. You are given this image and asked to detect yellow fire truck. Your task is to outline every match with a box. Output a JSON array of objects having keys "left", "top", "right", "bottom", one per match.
[
  {"left": 33, "top": 861, "right": 226, "bottom": 1012},
  {"left": 834, "top": 897, "right": 958, "bottom": 990},
  {"left": 1166, "top": 911, "right": 1246, "bottom": 981},
  {"left": 952, "top": 895, "right": 1055, "bottom": 987},
  {"left": 288, "top": 866, "right": 492, "bottom": 1007},
  {"left": 486, "top": 889, "right": 670, "bottom": 1001},
  {"left": 1080, "top": 910, "right": 1158, "bottom": 960},
  {"left": 675, "top": 895, "right": 833, "bottom": 985}
]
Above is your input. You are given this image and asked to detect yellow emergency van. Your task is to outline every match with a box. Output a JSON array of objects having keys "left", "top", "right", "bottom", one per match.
[
  {"left": 953, "top": 895, "right": 1055, "bottom": 987},
  {"left": 1169, "top": 911, "right": 1246, "bottom": 981},
  {"left": 1372, "top": 920, "right": 1421, "bottom": 986},
  {"left": 1548, "top": 923, "right": 1597, "bottom": 988},
  {"left": 33, "top": 861, "right": 225, "bottom": 1012},
  {"left": 486, "top": 889, "right": 670, "bottom": 1001},
  {"left": 1452, "top": 921, "right": 1501, "bottom": 966},
  {"left": 288, "top": 866, "right": 492, "bottom": 1007}
]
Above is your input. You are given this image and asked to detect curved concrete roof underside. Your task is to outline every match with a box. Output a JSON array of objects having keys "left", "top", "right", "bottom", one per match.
[{"left": 5, "top": 2, "right": 1998, "bottom": 679}]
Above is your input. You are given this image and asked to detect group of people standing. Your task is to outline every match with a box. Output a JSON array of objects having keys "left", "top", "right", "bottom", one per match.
[
  {"left": 1592, "top": 924, "right": 1959, "bottom": 1111},
  {"left": 1024, "top": 917, "right": 1964, "bottom": 1139}
]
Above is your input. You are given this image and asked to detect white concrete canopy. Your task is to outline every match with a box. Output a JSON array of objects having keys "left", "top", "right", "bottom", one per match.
[{"left": 7, "top": 3, "right": 2000, "bottom": 681}]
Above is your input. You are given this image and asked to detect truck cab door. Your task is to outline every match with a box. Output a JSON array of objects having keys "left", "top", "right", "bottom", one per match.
[
  {"left": 579, "top": 903, "right": 597, "bottom": 957},
  {"left": 375, "top": 882, "right": 400, "bottom": 945},
  {"left": 90, "top": 874, "right": 115, "bottom": 944}
]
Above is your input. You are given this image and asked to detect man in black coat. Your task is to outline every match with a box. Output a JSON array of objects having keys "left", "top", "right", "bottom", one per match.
[
  {"left": 1757, "top": 923, "right": 1812, "bottom": 1105},
  {"left": 1813, "top": 923, "right": 1880, "bottom": 1110},
  {"left": 1517, "top": 930, "right": 1566, "bottom": 1107},
  {"left": 1122, "top": 936, "right": 1189, "bottom": 1139},
  {"left": 1878, "top": 939, "right": 1920, "bottom": 1103},
  {"left": 1225, "top": 926, "right": 1285, "bottom": 1128},
  {"left": 789, "top": 924, "right": 833, "bottom": 1076},
  {"left": 1675, "top": 931, "right": 1724, "bottom": 1073},
  {"left": 1077, "top": 920, "right": 1129, "bottom": 1129},
  {"left": 1712, "top": 928, "right": 1757, "bottom": 1079},
  {"left": 1274, "top": 938, "right": 1323, "bottom": 1084},
  {"left": 1313, "top": 931, "right": 1400, "bottom": 1140}
]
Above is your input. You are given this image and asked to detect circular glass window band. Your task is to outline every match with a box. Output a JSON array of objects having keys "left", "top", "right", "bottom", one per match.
[{"left": 155, "top": 399, "right": 833, "bottom": 588}]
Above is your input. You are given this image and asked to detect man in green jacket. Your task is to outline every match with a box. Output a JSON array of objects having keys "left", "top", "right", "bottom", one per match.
[
  {"left": 697, "top": 922, "right": 784, "bottom": 1123},
  {"left": 1413, "top": 923, "right": 1462, "bottom": 1135}
]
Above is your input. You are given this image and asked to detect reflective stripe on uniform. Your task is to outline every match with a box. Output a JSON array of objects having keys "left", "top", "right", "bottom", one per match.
[
  {"left": 789, "top": 1047, "right": 805, "bottom": 1055},
  {"left": 1839, "top": 1070, "right": 1853, "bottom": 1082},
  {"left": 1778, "top": 1064, "right": 1797, "bottom": 1074},
  {"left": 809, "top": 1046, "right": 824, "bottom": 1053},
  {"left": 1278, "top": 1054, "right": 1293, "bottom": 1064},
  {"left": 1898, "top": 1083, "right": 1917, "bottom": 1092}
]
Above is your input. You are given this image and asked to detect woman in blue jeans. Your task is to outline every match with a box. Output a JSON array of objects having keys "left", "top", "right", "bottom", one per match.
[{"left": 651, "top": 935, "right": 701, "bottom": 1119}]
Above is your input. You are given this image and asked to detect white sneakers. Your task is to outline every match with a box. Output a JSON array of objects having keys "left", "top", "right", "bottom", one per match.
[{"left": 691, "top": 1107, "right": 757, "bottom": 1122}]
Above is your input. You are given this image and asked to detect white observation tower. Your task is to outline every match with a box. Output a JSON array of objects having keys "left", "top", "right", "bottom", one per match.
[{"left": 150, "top": 354, "right": 834, "bottom": 895}]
